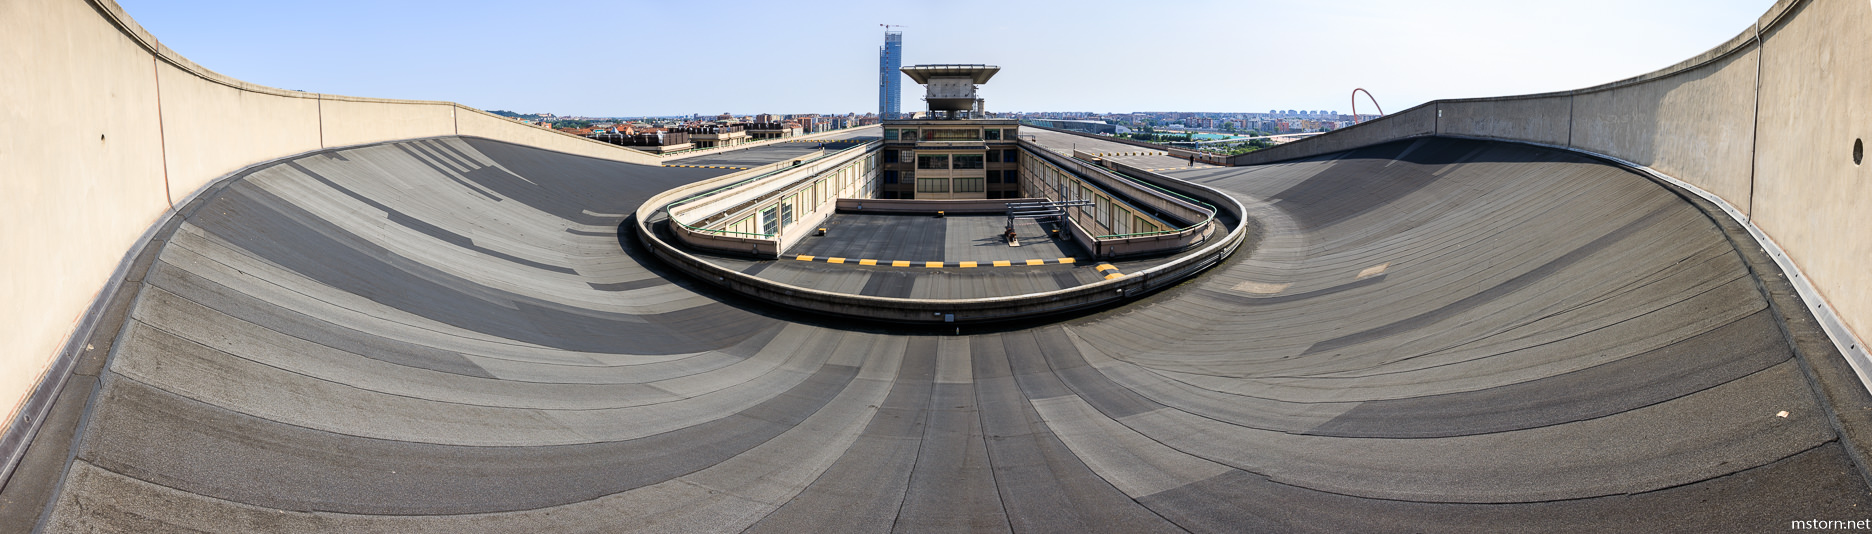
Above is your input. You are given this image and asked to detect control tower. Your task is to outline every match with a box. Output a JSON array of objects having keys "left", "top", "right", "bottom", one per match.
[
  {"left": 900, "top": 64, "right": 999, "bottom": 119},
  {"left": 881, "top": 64, "right": 1016, "bottom": 200}
]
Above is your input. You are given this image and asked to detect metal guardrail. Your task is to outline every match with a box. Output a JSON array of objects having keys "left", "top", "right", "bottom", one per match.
[
  {"left": 662, "top": 144, "right": 875, "bottom": 239},
  {"left": 1017, "top": 144, "right": 1217, "bottom": 240},
  {"left": 1092, "top": 159, "right": 1222, "bottom": 239},
  {"left": 631, "top": 162, "right": 1251, "bottom": 325}
]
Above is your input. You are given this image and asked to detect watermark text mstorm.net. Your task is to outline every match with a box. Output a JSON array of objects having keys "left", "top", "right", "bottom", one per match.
[{"left": 1794, "top": 519, "right": 1872, "bottom": 530}]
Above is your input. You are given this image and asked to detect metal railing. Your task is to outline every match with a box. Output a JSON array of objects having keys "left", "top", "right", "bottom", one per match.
[
  {"left": 662, "top": 144, "right": 878, "bottom": 239},
  {"left": 1016, "top": 144, "right": 1216, "bottom": 240},
  {"left": 1090, "top": 161, "right": 1220, "bottom": 239}
]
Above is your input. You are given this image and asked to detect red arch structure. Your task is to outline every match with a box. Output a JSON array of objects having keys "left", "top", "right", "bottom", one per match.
[{"left": 1351, "top": 88, "right": 1384, "bottom": 123}]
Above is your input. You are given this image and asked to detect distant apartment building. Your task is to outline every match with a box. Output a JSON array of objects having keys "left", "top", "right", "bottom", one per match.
[
  {"left": 673, "top": 125, "right": 748, "bottom": 149},
  {"left": 744, "top": 122, "right": 802, "bottom": 140},
  {"left": 588, "top": 129, "right": 693, "bottom": 153}
]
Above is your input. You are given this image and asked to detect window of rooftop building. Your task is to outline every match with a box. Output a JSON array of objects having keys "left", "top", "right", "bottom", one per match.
[
  {"left": 983, "top": 129, "right": 1001, "bottom": 140},
  {"left": 953, "top": 154, "right": 985, "bottom": 169},
  {"left": 922, "top": 129, "right": 981, "bottom": 141},
  {"left": 953, "top": 177, "right": 985, "bottom": 193},
  {"left": 884, "top": 170, "right": 900, "bottom": 184},
  {"left": 917, "top": 155, "right": 949, "bottom": 169},
  {"left": 917, "top": 177, "right": 949, "bottom": 193},
  {"left": 986, "top": 170, "right": 1001, "bottom": 184},
  {"left": 1003, "top": 149, "right": 1017, "bottom": 163},
  {"left": 884, "top": 149, "right": 898, "bottom": 162}
]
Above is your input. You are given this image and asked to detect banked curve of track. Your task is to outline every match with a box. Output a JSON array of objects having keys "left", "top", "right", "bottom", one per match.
[{"left": 30, "top": 134, "right": 1872, "bottom": 532}]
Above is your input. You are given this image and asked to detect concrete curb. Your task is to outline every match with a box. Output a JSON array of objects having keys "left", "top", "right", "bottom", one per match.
[{"left": 632, "top": 159, "right": 1251, "bottom": 325}]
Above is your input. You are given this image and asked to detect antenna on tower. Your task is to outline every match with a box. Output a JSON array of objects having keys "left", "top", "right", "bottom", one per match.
[{"left": 881, "top": 24, "right": 906, "bottom": 31}]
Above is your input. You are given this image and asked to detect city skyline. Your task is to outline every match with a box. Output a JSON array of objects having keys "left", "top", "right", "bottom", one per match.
[{"left": 116, "top": 0, "right": 1773, "bottom": 117}]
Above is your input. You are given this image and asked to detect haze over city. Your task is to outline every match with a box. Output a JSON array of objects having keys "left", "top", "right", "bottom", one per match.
[{"left": 119, "top": 0, "right": 1773, "bottom": 116}]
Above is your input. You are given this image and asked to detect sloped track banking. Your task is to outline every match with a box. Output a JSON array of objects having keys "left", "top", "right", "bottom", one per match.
[{"left": 4, "top": 133, "right": 1869, "bottom": 532}]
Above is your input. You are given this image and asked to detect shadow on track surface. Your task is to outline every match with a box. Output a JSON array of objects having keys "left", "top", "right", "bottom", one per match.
[{"left": 10, "top": 135, "right": 1869, "bottom": 533}]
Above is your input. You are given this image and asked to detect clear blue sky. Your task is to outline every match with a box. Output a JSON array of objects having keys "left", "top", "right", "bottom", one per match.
[{"left": 118, "top": 0, "right": 1775, "bottom": 117}]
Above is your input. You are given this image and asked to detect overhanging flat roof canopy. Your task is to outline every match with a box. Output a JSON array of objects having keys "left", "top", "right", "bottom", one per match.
[{"left": 901, "top": 64, "right": 1000, "bottom": 84}]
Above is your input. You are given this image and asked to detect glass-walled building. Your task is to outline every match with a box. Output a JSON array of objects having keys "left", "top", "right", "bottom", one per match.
[{"left": 877, "top": 31, "right": 902, "bottom": 120}]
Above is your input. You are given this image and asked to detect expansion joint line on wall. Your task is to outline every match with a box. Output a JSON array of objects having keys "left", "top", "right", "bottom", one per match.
[
  {"left": 153, "top": 57, "right": 171, "bottom": 207},
  {"left": 1746, "top": 24, "right": 1765, "bottom": 220},
  {"left": 1565, "top": 96, "right": 1574, "bottom": 149}
]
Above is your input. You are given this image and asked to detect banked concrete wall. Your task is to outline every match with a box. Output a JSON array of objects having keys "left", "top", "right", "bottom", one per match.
[
  {"left": 1229, "top": 0, "right": 1872, "bottom": 372},
  {"left": 0, "top": 0, "right": 686, "bottom": 429}
]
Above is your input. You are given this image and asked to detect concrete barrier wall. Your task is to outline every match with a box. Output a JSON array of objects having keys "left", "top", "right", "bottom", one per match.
[
  {"left": 153, "top": 62, "right": 324, "bottom": 196},
  {"left": 1569, "top": 44, "right": 1760, "bottom": 207},
  {"left": 1032, "top": 144, "right": 1211, "bottom": 231},
  {"left": 1435, "top": 96, "right": 1574, "bottom": 147},
  {"left": 668, "top": 146, "right": 879, "bottom": 258},
  {"left": 632, "top": 157, "right": 1252, "bottom": 325},
  {"left": 2, "top": 0, "right": 171, "bottom": 430},
  {"left": 1227, "top": 103, "right": 1440, "bottom": 166},
  {"left": 668, "top": 151, "right": 829, "bottom": 226},
  {"left": 1216, "top": 0, "right": 1872, "bottom": 383},
  {"left": 1750, "top": 0, "right": 1872, "bottom": 360},
  {"left": 835, "top": 198, "right": 1046, "bottom": 214},
  {"left": 0, "top": 0, "right": 698, "bottom": 432}
]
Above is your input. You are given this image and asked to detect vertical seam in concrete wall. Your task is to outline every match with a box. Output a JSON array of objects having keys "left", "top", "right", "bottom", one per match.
[
  {"left": 152, "top": 57, "right": 172, "bottom": 208},
  {"left": 1566, "top": 95, "right": 1575, "bottom": 149},
  {"left": 316, "top": 95, "right": 326, "bottom": 148},
  {"left": 1746, "top": 25, "right": 1764, "bottom": 219}
]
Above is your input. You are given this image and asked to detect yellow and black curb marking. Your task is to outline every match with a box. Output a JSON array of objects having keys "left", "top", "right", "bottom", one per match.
[
  {"left": 662, "top": 164, "right": 752, "bottom": 169},
  {"left": 1096, "top": 263, "right": 1129, "bottom": 280},
  {"left": 1143, "top": 165, "right": 1219, "bottom": 172},
  {"left": 793, "top": 255, "right": 1079, "bottom": 268},
  {"left": 1090, "top": 151, "right": 1168, "bottom": 157}
]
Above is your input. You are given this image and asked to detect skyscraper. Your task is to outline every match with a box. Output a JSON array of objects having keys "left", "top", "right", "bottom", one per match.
[{"left": 878, "top": 30, "right": 903, "bottom": 119}]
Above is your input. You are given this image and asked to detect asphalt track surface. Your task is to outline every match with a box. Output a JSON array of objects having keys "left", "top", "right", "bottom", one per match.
[{"left": 6, "top": 133, "right": 1871, "bottom": 532}]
